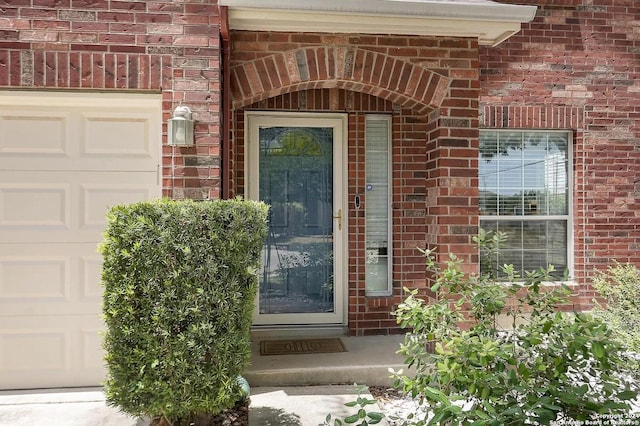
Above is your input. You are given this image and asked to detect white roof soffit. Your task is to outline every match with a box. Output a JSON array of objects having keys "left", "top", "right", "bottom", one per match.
[{"left": 219, "top": 0, "right": 537, "bottom": 47}]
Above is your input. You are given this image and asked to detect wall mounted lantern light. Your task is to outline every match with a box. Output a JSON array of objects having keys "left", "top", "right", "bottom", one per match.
[{"left": 168, "top": 105, "right": 194, "bottom": 146}]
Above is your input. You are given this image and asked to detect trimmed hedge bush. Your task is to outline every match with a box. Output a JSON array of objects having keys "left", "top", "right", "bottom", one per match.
[{"left": 100, "top": 199, "right": 268, "bottom": 423}]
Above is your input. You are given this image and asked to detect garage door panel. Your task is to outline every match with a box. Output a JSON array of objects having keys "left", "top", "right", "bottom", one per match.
[
  {"left": 81, "top": 255, "right": 103, "bottom": 300},
  {"left": 81, "top": 327, "right": 105, "bottom": 371},
  {"left": 1, "top": 328, "right": 71, "bottom": 372},
  {"left": 0, "top": 315, "right": 105, "bottom": 389},
  {"left": 0, "top": 94, "right": 160, "bottom": 172},
  {"left": 83, "top": 111, "right": 153, "bottom": 157},
  {"left": 0, "top": 110, "right": 70, "bottom": 156},
  {"left": 0, "top": 256, "right": 70, "bottom": 300},
  {"left": 0, "top": 183, "right": 71, "bottom": 228},
  {"left": 0, "top": 171, "right": 159, "bottom": 243},
  {"left": 0, "top": 244, "right": 104, "bottom": 317},
  {"left": 80, "top": 181, "right": 158, "bottom": 229}
]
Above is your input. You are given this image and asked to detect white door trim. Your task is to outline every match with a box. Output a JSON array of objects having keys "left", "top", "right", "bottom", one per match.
[{"left": 245, "top": 111, "right": 348, "bottom": 326}]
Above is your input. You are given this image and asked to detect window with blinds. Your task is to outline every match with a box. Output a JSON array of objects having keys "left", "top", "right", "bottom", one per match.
[
  {"left": 479, "top": 130, "right": 572, "bottom": 279},
  {"left": 365, "top": 115, "right": 392, "bottom": 295}
]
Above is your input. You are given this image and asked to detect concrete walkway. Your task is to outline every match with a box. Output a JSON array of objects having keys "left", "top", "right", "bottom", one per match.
[
  {"left": 0, "top": 385, "right": 387, "bottom": 426},
  {"left": 0, "top": 388, "right": 141, "bottom": 426},
  {"left": 0, "top": 335, "right": 404, "bottom": 425}
]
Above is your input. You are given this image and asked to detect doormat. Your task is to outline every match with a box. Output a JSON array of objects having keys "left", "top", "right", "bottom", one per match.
[{"left": 260, "top": 338, "right": 347, "bottom": 356}]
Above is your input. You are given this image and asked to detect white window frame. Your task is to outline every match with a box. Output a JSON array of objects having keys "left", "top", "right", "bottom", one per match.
[
  {"left": 365, "top": 114, "right": 393, "bottom": 296},
  {"left": 478, "top": 129, "right": 574, "bottom": 281}
]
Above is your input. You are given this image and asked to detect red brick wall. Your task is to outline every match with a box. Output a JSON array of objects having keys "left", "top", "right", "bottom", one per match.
[
  {"left": 6, "top": 0, "right": 631, "bottom": 332},
  {"left": 480, "top": 0, "right": 640, "bottom": 308},
  {"left": 0, "top": 0, "right": 223, "bottom": 200},
  {"left": 230, "top": 33, "right": 480, "bottom": 334}
]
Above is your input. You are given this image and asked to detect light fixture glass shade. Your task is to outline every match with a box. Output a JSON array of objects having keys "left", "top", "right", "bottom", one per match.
[{"left": 168, "top": 106, "right": 194, "bottom": 146}]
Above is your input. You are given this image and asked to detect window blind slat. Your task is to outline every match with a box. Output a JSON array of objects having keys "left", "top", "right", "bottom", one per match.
[{"left": 365, "top": 117, "right": 391, "bottom": 294}]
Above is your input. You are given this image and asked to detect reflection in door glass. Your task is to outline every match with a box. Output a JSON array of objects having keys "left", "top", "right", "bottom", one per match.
[{"left": 258, "top": 127, "right": 334, "bottom": 315}]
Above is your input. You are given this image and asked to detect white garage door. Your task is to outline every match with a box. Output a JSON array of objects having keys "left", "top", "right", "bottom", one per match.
[{"left": 0, "top": 92, "right": 162, "bottom": 390}]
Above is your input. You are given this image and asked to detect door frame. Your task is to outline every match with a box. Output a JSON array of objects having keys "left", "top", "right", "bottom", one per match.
[{"left": 245, "top": 111, "right": 348, "bottom": 326}]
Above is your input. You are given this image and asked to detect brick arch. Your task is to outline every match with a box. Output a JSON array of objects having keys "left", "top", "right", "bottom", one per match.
[{"left": 231, "top": 47, "right": 451, "bottom": 114}]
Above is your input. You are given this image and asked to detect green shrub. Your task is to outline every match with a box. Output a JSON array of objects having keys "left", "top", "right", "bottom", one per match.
[
  {"left": 391, "top": 231, "right": 639, "bottom": 425},
  {"left": 100, "top": 199, "right": 268, "bottom": 424},
  {"left": 592, "top": 262, "right": 640, "bottom": 375},
  {"left": 323, "top": 385, "right": 385, "bottom": 426}
]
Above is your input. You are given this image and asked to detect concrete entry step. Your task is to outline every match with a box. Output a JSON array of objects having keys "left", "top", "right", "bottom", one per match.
[{"left": 245, "top": 334, "right": 407, "bottom": 387}]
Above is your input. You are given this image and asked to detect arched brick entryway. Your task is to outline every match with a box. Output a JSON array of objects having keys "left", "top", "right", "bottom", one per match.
[
  {"left": 231, "top": 46, "right": 451, "bottom": 113},
  {"left": 229, "top": 34, "right": 480, "bottom": 335}
]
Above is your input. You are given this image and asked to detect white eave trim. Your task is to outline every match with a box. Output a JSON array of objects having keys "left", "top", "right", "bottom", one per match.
[{"left": 219, "top": 0, "right": 537, "bottom": 47}]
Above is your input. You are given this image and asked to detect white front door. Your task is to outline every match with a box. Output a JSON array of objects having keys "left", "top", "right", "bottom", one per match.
[{"left": 246, "top": 112, "right": 347, "bottom": 326}]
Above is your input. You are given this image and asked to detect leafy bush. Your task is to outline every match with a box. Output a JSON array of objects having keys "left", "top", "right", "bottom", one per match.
[
  {"left": 100, "top": 199, "right": 268, "bottom": 424},
  {"left": 391, "top": 231, "right": 639, "bottom": 425},
  {"left": 323, "top": 385, "right": 385, "bottom": 426},
  {"left": 592, "top": 262, "right": 640, "bottom": 375}
]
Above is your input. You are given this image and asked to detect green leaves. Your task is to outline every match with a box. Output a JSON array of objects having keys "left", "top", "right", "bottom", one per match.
[
  {"left": 591, "top": 341, "right": 606, "bottom": 360},
  {"left": 617, "top": 390, "right": 638, "bottom": 401},
  {"left": 324, "top": 385, "right": 385, "bottom": 426},
  {"left": 101, "top": 199, "right": 268, "bottom": 421},
  {"left": 343, "top": 407, "right": 384, "bottom": 425},
  {"left": 387, "top": 235, "right": 640, "bottom": 426}
]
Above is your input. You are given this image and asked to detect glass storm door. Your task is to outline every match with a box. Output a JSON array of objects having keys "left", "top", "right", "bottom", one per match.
[{"left": 247, "top": 113, "right": 346, "bottom": 325}]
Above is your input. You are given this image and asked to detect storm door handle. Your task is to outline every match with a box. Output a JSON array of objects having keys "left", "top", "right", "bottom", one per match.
[{"left": 332, "top": 209, "right": 342, "bottom": 231}]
